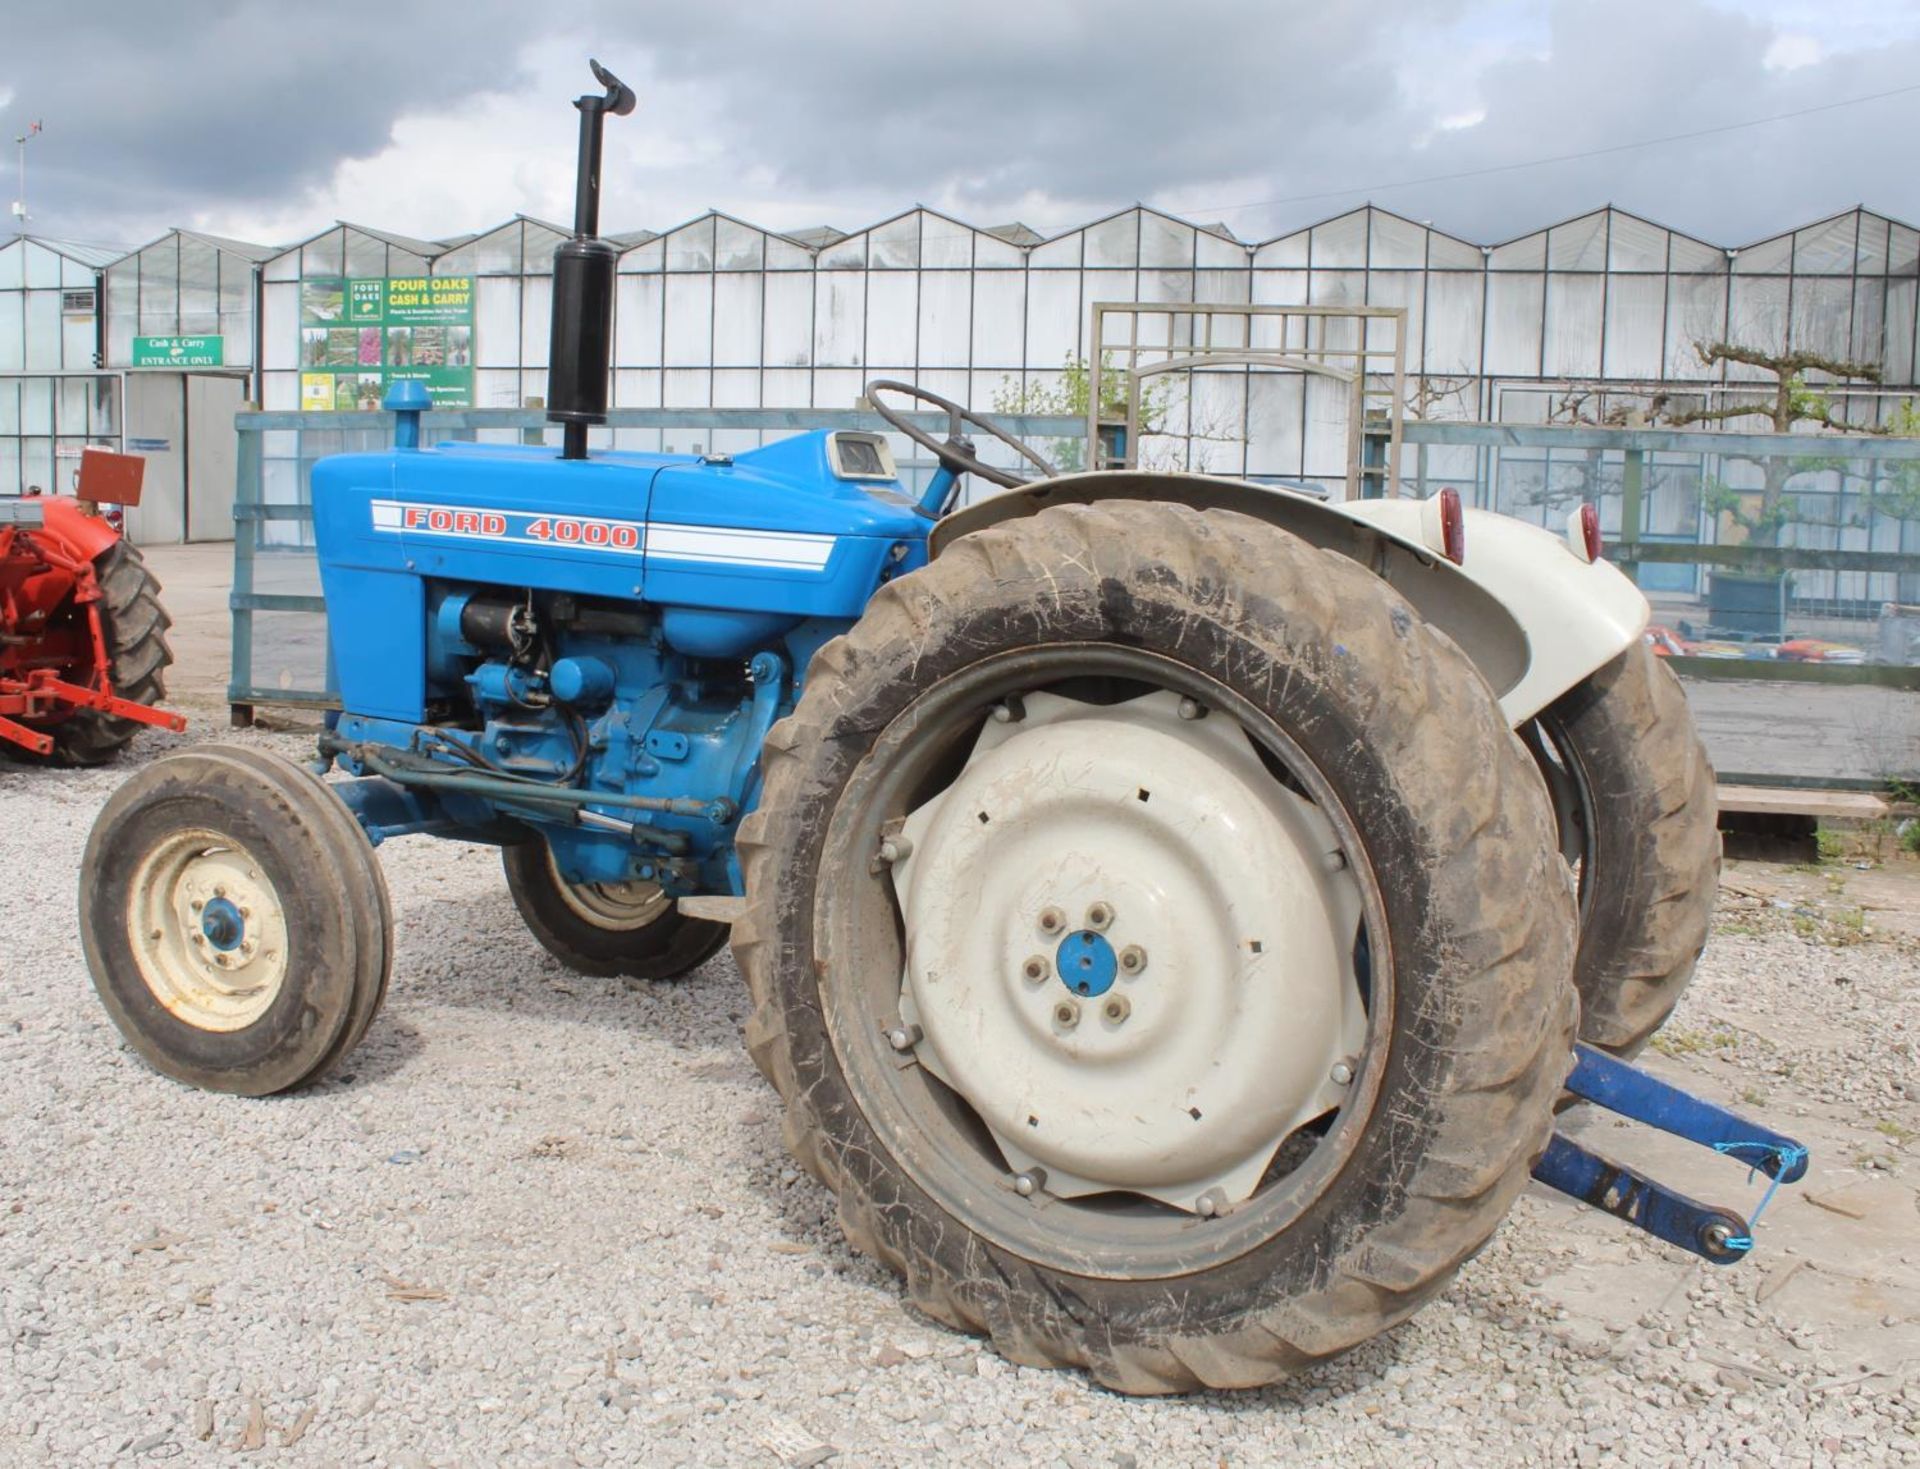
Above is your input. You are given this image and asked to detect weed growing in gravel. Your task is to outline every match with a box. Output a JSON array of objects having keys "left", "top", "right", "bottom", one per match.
[
  {"left": 1874, "top": 1119, "right": 1916, "bottom": 1146},
  {"left": 1652, "top": 1025, "right": 1742, "bottom": 1058}
]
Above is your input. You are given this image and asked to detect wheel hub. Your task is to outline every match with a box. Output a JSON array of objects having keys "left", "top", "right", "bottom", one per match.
[
  {"left": 889, "top": 690, "right": 1368, "bottom": 1213},
  {"left": 126, "top": 830, "right": 290, "bottom": 1033}
]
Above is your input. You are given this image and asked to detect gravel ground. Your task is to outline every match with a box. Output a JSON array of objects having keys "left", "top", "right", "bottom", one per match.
[{"left": 3, "top": 723, "right": 1917, "bottom": 1467}]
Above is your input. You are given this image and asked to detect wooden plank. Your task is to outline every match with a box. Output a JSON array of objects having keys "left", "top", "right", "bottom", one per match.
[{"left": 1717, "top": 784, "right": 1889, "bottom": 820}]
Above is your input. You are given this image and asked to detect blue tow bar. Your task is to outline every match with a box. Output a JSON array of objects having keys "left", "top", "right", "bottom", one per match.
[{"left": 1531, "top": 1044, "right": 1810, "bottom": 1265}]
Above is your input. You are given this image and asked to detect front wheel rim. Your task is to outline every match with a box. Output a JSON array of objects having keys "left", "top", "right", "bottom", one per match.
[
  {"left": 125, "top": 828, "right": 291, "bottom": 1032},
  {"left": 817, "top": 645, "right": 1395, "bottom": 1279}
]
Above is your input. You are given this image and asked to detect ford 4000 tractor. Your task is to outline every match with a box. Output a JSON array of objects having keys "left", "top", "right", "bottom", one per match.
[{"left": 81, "top": 63, "right": 1805, "bottom": 1393}]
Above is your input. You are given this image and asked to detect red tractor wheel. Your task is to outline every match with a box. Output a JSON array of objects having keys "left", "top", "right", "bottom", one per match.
[{"left": 0, "top": 499, "right": 179, "bottom": 765}]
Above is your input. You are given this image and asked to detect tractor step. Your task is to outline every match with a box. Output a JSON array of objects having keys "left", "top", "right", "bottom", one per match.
[{"left": 1532, "top": 1043, "right": 1809, "bottom": 1265}]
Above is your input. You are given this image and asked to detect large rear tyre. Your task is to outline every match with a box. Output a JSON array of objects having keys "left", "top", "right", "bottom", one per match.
[
  {"left": 46, "top": 539, "right": 175, "bottom": 766},
  {"left": 1524, "top": 640, "right": 1718, "bottom": 1056},
  {"left": 80, "top": 746, "right": 391, "bottom": 1095},
  {"left": 734, "top": 502, "right": 1577, "bottom": 1393},
  {"left": 501, "top": 840, "right": 728, "bottom": 980}
]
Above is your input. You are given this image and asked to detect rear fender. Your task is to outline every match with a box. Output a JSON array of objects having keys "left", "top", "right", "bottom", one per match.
[
  {"left": 34, "top": 495, "right": 122, "bottom": 566},
  {"left": 931, "top": 472, "right": 1646, "bottom": 725}
]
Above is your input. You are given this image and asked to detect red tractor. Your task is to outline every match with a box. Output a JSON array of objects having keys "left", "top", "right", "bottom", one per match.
[{"left": 0, "top": 451, "right": 183, "bottom": 763}]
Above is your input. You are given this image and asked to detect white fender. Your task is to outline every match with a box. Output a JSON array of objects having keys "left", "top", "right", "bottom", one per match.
[{"left": 1338, "top": 498, "right": 1649, "bottom": 724}]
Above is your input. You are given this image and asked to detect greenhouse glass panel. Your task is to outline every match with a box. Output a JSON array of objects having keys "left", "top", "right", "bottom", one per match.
[
  {"left": 664, "top": 274, "right": 716, "bottom": 366},
  {"left": 179, "top": 238, "right": 219, "bottom": 316},
  {"left": 1137, "top": 269, "right": 1195, "bottom": 304},
  {"left": 1243, "top": 371, "right": 1304, "bottom": 476},
  {"left": 971, "top": 271, "right": 1025, "bottom": 367},
  {"left": 1026, "top": 270, "right": 1081, "bottom": 362},
  {"left": 1603, "top": 273, "right": 1665, "bottom": 377},
  {"left": 712, "top": 272, "right": 762, "bottom": 366},
  {"left": 1302, "top": 373, "right": 1351, "bottom": 479},
  {"left": 1733, "top": 233, "right": 1793, "bottom": 274},
  {"left": 1726, "top": 276, "right": 1789, "bottom": 362},
  {"left": 663, "top": 218, "right": 714, "bottom": 272},
  {"left": 766, "top": 236, "right": 813, "bottom": 271},
  {"left": 1607, "top": 213, "right": 1668, "bottom": 272},
  {"left": 1251, "top": 268, "right": 1307, "bottom": 305},
  {"left": 918, "top": 271, "right": 971, "bottom": 368},
  {"left": 1367, "top": 210, "right": 1427, "bottom": 269},
  {"left": 813, "top": 368, "right": 863, "bottom": 409},
  {"left": 715, "top": 219, "right": 765, "bottom": 271},
  {"left": 663, "top": 368, "right": 709, "bottom": 407},
  {"left": 872, "top": 215, "right": 920, "bottom": 269},
  {"left": 761, "top": 368, "right": 809, "bottom": 406},
  {"left": 1858, "top": 214, "right": 1891, "bottom": 276},
  {"left": 344, "top": 232, "right": 391, "bottom": 279},
  {"left": 1424, "top": 272, "right": 1484, "bottom": 374},
  {"left": 1195, "top": 268, "right": 1250, "bottom": 306},
  {"left": 814, "top": 272, "right": 865, "bottom": 365},
  {"left": 521, "top": 282, "right": 550, "bottom": 367},
  {"left": 1309, "top": 211, "right": 1366, "bottom": 268},
  {"left": 24, "top": 293, "right": 58, "bottom": 371},
  {"left": 1665, "top": 271, "right": 1727, "bottom": 376},
  {"left": 820, "top": 234, "right": 867, "bottom": 270},
  {"left": 614, "top": 368, "right": 661, "bottom": 406},
  {"left": 1669, "top": 233, "right": 1724, "bottom": 274},
  {"left": 1140, "top": 213, "right": 1193, "bottom": 268},
  {"left": 1485, "top": 272, "right": 1544, "bottom": 374},
  {"left": 1196, "top": 232, "right": 1247, "bottom": 269},
  {"left": 761, "top": 273, "right": 812, "bottom": 367},
  {"left": 1489, "top": 232, "right": 1546, "bottom": 272},
  {"left": 521, "top": 224, "right": 566, "bottom": 275},
  {"left": 1365, "top": 270, "right": 1421, "bottom": 365},
  {"left": 614, "top": 274, "right": 664, "bottom": 367},
  {"left": 1428, "top": 231, "right": 1483, "bottom": 270},
  {"left": 1253, "top": 232, "right": 1308, "bottom": 268},
  {"left": 1085, "top": 214, "right": 1139, "bottom": 267},
  {"left": 302, "top": 231, "right": 345, "bottom": 279},
  {"left": 1544, "top": 274, "right": 1604, "bottom": 375},
  {"left": 1308, "top": 269, "right": 1364, "bottom": 306},
  {"left": 618, "top": 238, "right": 664, "bottom": 274},
  {"left": 921, "top": 216, "right": 973, "bottom": 269},
  {"left": 1888, "top": 279, "right": 1917, "bottom": 383},
  {"left": 1850, "top": 278, "right": 1886, "bottom": 369},
  {"left": 474, "top": 368, "right": 521, "bottom": 408},
  {"left": 1790, "top": 277, "right": 1853, "bottom": 362},
  {"left": 1547, "top": 212, "right": 1608, "bottom": 271},
  {"left": 1029, "top": 232, "right": 1081, "bottom": 268},
  {"left": 972, "top": 233, "right": 1025, "bottom": 269},
  {"left": 1890, "top": 225, "right": 1920, "bottom": 276},
  {"left": 713, "top": 368, "right": 759, "bottom": 407},
  {"left": 475, "top": 226, "right": 522, "bottom": 275},
  {"left": 474, "top": 276, "right": 522, "bottom": 366},
  {"left": 864, "top": 271, "right": 917, "bottom": 365},
  {"left": 1794, "top": 214, "right": 1859, "bottom": 275},
  {"left": 23, "top": 243, "right": 58, "bottom": 289},
  {"left": 0, "top": 243, "right": 22, "bottom": 290}
]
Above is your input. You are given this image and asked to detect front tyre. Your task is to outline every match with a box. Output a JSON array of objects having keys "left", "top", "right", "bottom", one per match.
[
  {"left": 501, "top": 840, "right": 728, "bottom": 980},
  {"left": 1524, "top": 640, "right": 1719, "bottom": 1056},
  {"left": 734, "top": 502, "right": 1577, "bottom": 1393},
  {"left": 80, "top": 746, "right": 391, "bottom": 1095}
]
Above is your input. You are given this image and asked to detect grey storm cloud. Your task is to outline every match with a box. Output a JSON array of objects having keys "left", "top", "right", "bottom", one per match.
[{"left": 4, "top": 0, "right": 1920, "bottom": 248}]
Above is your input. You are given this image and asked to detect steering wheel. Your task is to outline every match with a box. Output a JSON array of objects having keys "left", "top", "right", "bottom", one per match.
[{"left": 864, "top": 379, "right": 1056, "bottom": 490}]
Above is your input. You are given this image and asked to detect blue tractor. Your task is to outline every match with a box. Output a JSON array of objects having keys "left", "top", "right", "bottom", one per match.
[{"left": 81, "top": 63, "right": 1805, "bottom": 1393}]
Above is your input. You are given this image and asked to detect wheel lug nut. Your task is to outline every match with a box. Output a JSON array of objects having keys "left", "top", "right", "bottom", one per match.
[
  {"left": 1196, "top": 1188, "right": 1228, "bottom": 1217},
  {"left": 1177, "top": 697, "right": 1205, "bottom": 721},
  {"left": 1331, "top": 1059, "right": 1356, "bottom": 1086},
  {"left": 1037, "top": 907, "right": 1065, "bottom": 936},
  {"left": 191, "top": 932, "right": 205, "bottom": 945},
  {"left": 1013, "top": 1167, "right": 1047, "bottom": 1197},
  {"left": 1052, "top": 1000, "right": 1080, "bottom": 1030},
  {"left": 1102, "top": 994, "right": 1131, "bottom": 1024},
  {"left": 886, "top": 1022, "right": 923, "bottom": 1052},
  {"left": 213, "top": 886, "right": 226, "bottom": 898},
  {"left": 1085, "top": 902, "right": 1113, "bottom": 931},
  {"left": 189, "top": 898, "right": 204, "bottom": 912},
  {"left": 1118, "top": 945, "right": 1147, "bottom": 975},
  {"left": 1021, "top": 955, "right": 1050, "bottom": 983}
]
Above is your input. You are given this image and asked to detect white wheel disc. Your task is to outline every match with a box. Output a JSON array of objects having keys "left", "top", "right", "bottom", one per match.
[
  {"left": 547, "top": 847, "right": 672, "bottom": 930},
  {"left": 126, "top": 829, "right": 291, "bottom": 1033},
  {"left": 890, "top": 691, "right": 1367, "bottom": 1212}
]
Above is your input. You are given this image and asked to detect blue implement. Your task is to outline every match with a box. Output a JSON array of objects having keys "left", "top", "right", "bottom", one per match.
[{"left": 1532, "top": 1044, "right": 1810, "bottom": 1265}]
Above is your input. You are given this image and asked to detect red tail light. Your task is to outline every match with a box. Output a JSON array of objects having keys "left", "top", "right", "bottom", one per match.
[
  {"left": 1439, "top": 487, "right": 1465, "bottom": 565},
  {"left": 1580, "top": 502, "right": 1604, "bottom": 563}
]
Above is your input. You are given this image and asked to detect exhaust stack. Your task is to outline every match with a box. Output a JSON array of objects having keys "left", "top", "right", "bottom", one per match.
[{"left": 547, "top": 59, "right": 635, "bottom": 461}]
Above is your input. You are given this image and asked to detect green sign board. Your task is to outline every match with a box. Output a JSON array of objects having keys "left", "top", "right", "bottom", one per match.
[
  {"left": 299, "top": 276, "right": 475, "bottom": 411},
  {"left": 133, "top": 335, "right": 224, "bottom": 368}
]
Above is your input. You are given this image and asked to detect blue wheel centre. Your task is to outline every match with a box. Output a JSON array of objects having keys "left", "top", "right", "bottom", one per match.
[
  {"left": 1055, "top": 929, "right": 1117, "bottom": 998},
  {"left": 200, "top": 896, "right": 246, "bottom": 952}
]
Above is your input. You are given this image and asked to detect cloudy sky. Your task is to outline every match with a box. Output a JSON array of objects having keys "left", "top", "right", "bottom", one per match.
[{"left": 4, "top": 0, "right": 1919, "bottom": 254}]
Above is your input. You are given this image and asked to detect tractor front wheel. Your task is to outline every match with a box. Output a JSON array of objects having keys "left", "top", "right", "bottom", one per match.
[
  {"left": 502, "top": 840, "right": 728, "bottom": 980},
  {"left": 735, "top": 502, "right": 1577, "bottom": 1392},
  {"left": 81, "top": 746, "right": 391, "bottom": 1095}
]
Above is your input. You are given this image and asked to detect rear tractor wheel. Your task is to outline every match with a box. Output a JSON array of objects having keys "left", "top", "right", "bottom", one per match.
[
  {"left": 1523, "top": 639, "right": 1719, "bottom": 1057},
  {"left": 502, "top": 839, "right": 729, "bottom": 980},
  {"left": 81, "top": 746, "right": 391, "bottom": 1095},
  {"left": 735, "top": 502, "right": 1578, "bottom": 1393}
]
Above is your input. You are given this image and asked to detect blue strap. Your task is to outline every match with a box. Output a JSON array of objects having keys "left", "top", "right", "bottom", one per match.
[{"left": 1712, "top": 1140, "right": 1809, "bottom": 1236}]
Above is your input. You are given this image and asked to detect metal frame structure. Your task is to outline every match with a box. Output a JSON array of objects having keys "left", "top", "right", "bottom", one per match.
[{"left": 1088, "top": 301, "right": 1406, "bottom": 499}]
